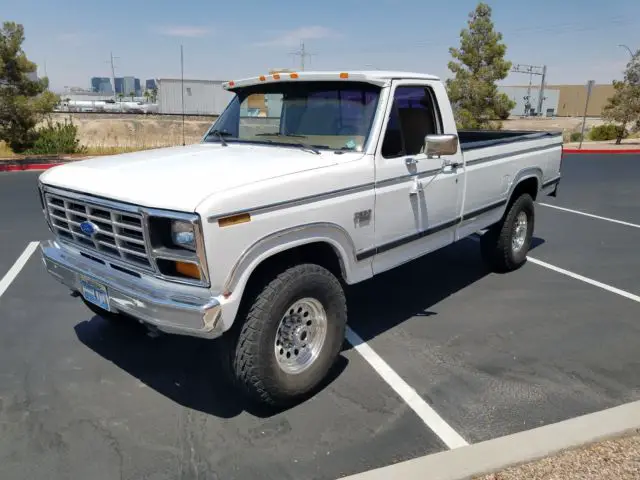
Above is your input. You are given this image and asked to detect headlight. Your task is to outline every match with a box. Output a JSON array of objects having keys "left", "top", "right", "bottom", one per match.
[{"left": 171, "top": 221, "right": 196, "bottom": 250}]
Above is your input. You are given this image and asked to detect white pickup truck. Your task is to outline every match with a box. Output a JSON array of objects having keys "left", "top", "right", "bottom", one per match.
[{"left": 38, "top": 71, "right": 562, "bottom": 406}]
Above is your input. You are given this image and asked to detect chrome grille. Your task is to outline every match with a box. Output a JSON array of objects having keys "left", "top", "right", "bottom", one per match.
[{"left": 45, "top": 193, "right": 152, "bottom": 269}]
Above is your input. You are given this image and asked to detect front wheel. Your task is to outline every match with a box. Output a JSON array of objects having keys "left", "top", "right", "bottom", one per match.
[
  {"left": 227, "top": 263, "right": 347, "bottom": 407},
  {"left": 481, "top": 193, "right": 535, "bottom": 273}
]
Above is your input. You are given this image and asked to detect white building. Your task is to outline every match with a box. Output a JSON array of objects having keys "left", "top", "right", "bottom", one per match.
[{"left": 156, "top": 78, "right": 235, "bottom": 115}]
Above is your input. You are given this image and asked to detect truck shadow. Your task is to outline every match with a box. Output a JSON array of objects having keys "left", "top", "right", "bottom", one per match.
[
  {"left": 342, "top": 236, "right": 545, "bottom": 349},
  {"left": 74, "top": 235, "right": 543, "bottom": 419},
  {"left": 74, "top": 316, "right": 348, "bottom": 419}
]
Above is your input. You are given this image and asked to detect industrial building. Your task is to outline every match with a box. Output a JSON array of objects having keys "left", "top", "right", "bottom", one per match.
[
  {"left": 498, "top": 83, "right": 616, "bottom": 118},
  {"left": 156, "top": 78, "right": 234, "bottom": 115},
  {"left": 550, "top": 84, "right": 616, "bottom": 117}
]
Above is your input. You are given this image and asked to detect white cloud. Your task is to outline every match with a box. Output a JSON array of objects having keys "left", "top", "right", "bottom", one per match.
[
  {"left": 255, "top": 26, "right": 341, "bottom": 48},
  {"left": 155, "top": 26, "right": 212, "bottom": 38}
]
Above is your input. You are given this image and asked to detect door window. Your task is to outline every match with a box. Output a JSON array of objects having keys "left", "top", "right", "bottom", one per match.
[{"left": 381, "top": 86, "right": 441, "bottom": 158}]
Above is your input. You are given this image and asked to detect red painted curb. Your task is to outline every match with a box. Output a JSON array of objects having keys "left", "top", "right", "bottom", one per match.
[
  {"left": 563, "top": 149, "right": 640, "bottom": 154},
  {"left": 0, "top": 163, "right": 60, "bottom": 172}
]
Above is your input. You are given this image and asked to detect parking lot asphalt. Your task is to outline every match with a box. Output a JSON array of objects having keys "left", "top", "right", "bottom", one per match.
[{"left": 1, "top": 154, "right": 639, "bottom": 480}]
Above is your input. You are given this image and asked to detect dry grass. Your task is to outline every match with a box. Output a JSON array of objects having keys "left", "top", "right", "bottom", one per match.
[
  {"left": 83, "top": 145, "right": 163, "bottom": 156},
  {"left": 50, "top": 113, "right": 212, "bottom": 149},
  {"left": 1, "top": 114, "right": 635, "bottom": 159},
  {"left": 474, "top": 433, "right": 640, "bottom": 480}
]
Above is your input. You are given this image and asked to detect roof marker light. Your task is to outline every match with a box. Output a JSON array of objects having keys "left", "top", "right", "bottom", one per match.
[
  {"left": 259, "top": 75, "right": 266, "bottom": 81},
  {"left": 228, "top": 81, "right": 235, "bottom": 87},
  {"left": 273, "top": 74, "right": 281, "bottom": 80},
  {"left": 290, "top": 72, "right": 299, "bottom": 79},
  {"left": 339, "top": 72, "right": 349, "bottom": 79}
]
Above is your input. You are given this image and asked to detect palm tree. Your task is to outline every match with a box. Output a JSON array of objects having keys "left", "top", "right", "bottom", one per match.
[{"left": 129, "top": 91, "right": 135, "bottom": 101}]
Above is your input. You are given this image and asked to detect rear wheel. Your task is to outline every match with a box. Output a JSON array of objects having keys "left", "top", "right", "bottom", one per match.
[
  {"left": 481, "top": 193, "right": 535, "bottom": 272},
  {"left": 226, "top": 263, "right": 347, "bottom": 407}
]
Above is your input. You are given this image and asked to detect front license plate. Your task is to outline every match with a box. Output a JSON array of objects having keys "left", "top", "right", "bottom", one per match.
[{"left": 79, "top": 276, "right": 110, "bottom": 312}]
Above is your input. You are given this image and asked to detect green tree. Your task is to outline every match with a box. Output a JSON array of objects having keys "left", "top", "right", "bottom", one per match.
[
  {"left": 446, "top": 2, "right": 515, "bottom": 129},
  {"left": 0, "top": 22, "right": 59, "bottom": 152},
  {"left": 129, "top": 91, "right": 135, "bottom": 101},
  {"left": 602, "top": 51, "right": 640, "bottom": 144}
]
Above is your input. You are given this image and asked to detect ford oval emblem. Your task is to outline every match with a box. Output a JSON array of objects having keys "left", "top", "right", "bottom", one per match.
[{"left": 80, "top": 221, "right": 99, "bottom": 237}]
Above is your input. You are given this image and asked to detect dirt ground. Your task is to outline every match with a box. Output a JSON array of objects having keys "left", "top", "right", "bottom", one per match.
[
  {"left": 51, "top": 113, "right": 609, "bottom": 150},
  {"left": 475, "top": 433, "right": 640, "bottom": 480}
]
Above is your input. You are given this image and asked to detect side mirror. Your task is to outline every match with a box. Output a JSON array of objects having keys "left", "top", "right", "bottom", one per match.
[{"left": 425, "top": 134, "right": 459, "bottom": 156}]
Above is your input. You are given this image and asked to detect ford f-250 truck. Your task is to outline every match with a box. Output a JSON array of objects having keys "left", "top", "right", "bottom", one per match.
[{"left": 38, "top": 71, "right": 562, "bottom": 406}]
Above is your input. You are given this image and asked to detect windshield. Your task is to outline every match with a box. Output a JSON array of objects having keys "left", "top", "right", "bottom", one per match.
[{"left": 204, "top": 81, "right": 381, "bottom": 152}]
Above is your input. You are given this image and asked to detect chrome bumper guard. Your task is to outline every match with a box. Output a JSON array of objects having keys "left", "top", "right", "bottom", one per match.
[{"left": 40, "top": 240, "right": 224, "bottom": 339}]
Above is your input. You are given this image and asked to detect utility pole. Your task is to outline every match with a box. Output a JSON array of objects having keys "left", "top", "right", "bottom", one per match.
[
  {"left": 579, "top": 80, "right": 595, "bottom": 150},
  {"left": 291, "top": 41, "right": 315, "bottom": 71},
  {"left": 511, "top": 64, "right": 547, "bottom": 116},
  {"left": 181, "top": 44, "right": 185, "bottom": 146},
  {"left": 107, "top": 52, "right": 119, "bottom": 98}
]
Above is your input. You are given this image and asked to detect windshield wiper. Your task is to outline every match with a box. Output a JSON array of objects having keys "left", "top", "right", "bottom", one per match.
[
  {"left": 206, "top": 129, "right": 231, "bottom": 146},
  {"left": 252, "top": 133, "right": 321, "bottom": 154},
  {"left": 255, "top": 132, "right": 306, "bottom": 138}
]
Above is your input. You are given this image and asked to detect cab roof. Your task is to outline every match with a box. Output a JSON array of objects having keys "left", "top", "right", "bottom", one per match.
[{"left": 223, "top": 70, "right": 440, "bottom": 90}]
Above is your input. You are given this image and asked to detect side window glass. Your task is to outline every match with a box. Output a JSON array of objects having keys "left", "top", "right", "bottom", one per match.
[{"left": 381, "top": 86, "right": 440, "bottom": 158}]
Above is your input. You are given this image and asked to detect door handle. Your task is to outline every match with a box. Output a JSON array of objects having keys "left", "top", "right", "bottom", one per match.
[{"left": 442, "top": 159, "right": 462, "bottom": 171}]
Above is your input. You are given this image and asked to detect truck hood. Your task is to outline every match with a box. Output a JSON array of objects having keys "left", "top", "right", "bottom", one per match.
[{"left": 39, "top": 143, "right": 340, "bottom": 211}]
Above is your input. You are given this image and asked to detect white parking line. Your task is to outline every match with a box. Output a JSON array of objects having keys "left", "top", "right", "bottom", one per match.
[
  {"left": 526, "top": 257, "right": 640, "bottom": 303},
  {"left": 346, "top": 327, "right": 469, "bottom": 449},
  {"left": 539, "top": 203, "right": 640, "bottom": 229},
  {"left": 469, "top": 235, "right": 640, "bottom": 304},
  {"left": 0, "top": 242, "right": 40, "bottom": 300}
]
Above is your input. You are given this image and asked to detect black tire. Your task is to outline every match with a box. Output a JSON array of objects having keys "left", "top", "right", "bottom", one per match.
[
  {"left": 228, "top": 263, "right": 347, "bottom": 407},
  {"left": 481, "top": 193, "right": 535, "bottom": 273}
]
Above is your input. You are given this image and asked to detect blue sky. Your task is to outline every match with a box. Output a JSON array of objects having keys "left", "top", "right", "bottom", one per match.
[{"left": 3, "top": 0, "right": 639, "bottom": 91}]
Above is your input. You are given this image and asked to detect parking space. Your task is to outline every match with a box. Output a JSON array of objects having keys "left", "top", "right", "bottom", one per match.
[
  {"left": 1, "top": 155, "right": 639, "bottom": 479},
  {"left": 0, "top": 172, "right": 51, "bottom": 275}
]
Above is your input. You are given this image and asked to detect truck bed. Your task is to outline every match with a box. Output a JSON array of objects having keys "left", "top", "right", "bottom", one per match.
[{"left": 458, "top": 130, "right": 562, "bottom": 151}]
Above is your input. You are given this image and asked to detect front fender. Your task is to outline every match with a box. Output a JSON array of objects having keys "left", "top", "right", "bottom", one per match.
[{"left": 222, "top": 222, "right": 365, "bottom": 296}]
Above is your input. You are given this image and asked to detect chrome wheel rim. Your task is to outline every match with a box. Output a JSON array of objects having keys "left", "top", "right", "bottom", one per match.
[
  {"left": 512, "top": 211, "right": 528, "bottom": 252},
  {"left": 274, "top": 297, "right": 328, "bottom": 375}
]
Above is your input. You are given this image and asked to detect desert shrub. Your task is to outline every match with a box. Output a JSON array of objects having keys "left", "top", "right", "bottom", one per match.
[
  {"left": 569, "top": 132, "right": 583, "bottom": 142},
  {"left": 589, "top": 124, "right": 626, "bottom": 141},
  {"left": 26, "top": 119, "right": 86, "bottom": 155}
]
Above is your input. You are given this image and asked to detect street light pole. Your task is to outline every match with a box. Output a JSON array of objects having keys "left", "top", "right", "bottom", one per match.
[{"left": 618, "top": 44, "right": 634, "bottom": 58}]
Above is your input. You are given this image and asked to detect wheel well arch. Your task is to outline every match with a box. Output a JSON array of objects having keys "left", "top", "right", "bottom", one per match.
[
  {"left": 222, "top": 223, "right": 361, "bottom": 299},
  {"left": 507, "top": 170, "right": 541, "bottom": 207},
  {"left": 239, "top": 241, "right": 346, "bottom": 298}
]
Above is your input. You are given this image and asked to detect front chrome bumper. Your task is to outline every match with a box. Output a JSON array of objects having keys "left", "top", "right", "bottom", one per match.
[{"left": 40, "top": 239, "right": 224, "bottom": 339}]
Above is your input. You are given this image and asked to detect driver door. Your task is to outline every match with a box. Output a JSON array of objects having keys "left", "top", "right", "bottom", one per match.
[{"left": 371, "top": 81, "right": 464, "bottom": 274}]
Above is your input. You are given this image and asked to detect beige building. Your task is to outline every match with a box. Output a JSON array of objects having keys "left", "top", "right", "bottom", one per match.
[{"left": 551, "top": 84, "right": 616, "bottom": 117}]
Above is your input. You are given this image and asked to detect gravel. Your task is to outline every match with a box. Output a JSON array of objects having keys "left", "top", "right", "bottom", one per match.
[{"left": 475, "top": 433, "right": 640, "bottom": 480}]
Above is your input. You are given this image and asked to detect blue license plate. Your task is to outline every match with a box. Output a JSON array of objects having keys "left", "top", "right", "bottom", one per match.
[{"left": 79, "top": 276, "right": 110, "bottom": 312}]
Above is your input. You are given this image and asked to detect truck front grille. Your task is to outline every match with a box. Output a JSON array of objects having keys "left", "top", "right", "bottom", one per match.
[{"left": 45, "top": 193, "right": 152, "bottom": 269}]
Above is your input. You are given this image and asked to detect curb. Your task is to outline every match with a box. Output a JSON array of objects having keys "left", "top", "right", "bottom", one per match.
[
  {"left": 0, "top": 162, "right": 62, "bottom": 172},
  {"left": 339, "top": 400, "right": 640, "bottom": 480},
  {"left": 563, "top": 148, "right": 640, "bottom": 154},
  {"left": 0, "top": 157, "right": 75, "bottom": 172}
]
